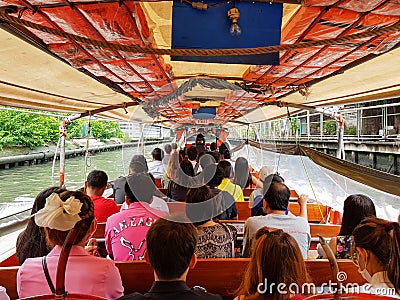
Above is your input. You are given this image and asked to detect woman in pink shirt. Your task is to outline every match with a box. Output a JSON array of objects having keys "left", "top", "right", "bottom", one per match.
[{"left": 17, "top": 190, "right": 124, "bottom": 299}]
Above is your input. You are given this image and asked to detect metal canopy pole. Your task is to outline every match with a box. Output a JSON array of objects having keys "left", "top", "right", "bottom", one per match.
[{"left": 336, "top": 114, "right": 345, "bottom": 160}]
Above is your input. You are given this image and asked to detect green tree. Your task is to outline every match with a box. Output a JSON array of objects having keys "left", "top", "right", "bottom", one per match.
[
  {"left": 0, "top": 110, "right": 59, "bottom": 148},
  {"left": 90, "top": 120, "right": 124, "bottom": 140},
  {"left": 323, "top": 120, "right": 337, "bottom": 136},
  {"left": 0, "top": 109, "right": 126, "bottom": 147},
  {"left": 66, "top": 119, "right": 85, "bottom": 139}
]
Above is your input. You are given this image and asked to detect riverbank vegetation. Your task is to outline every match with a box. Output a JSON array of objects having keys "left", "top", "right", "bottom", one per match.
[{"left": 0, "top": 109, "right": 128, "bottom": 149}]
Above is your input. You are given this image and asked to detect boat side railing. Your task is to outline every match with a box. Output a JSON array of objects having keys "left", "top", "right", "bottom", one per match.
[{"left": 0, "top": 208, "right": 30, "bottom": 237}]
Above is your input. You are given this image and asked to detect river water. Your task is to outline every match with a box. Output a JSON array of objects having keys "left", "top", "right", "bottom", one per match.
[
  {"left": 0, "top": 143, "right": 165, "bottom": 217},
  {"left": 1, "top": 142, "right": 398, "bottom": 220}
]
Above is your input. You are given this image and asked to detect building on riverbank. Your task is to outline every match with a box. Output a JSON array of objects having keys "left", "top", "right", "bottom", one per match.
[
  {"left": 229, "top": 99, "right": 400, "bottom": 174},
  {"left": 119, "top": 122, "right": 172, "bottom": 141}
]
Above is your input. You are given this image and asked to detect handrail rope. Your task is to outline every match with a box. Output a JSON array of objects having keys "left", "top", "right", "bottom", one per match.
[
  {"left": 83, "top": 115, "right": 92, "bottom": 192},
  {"left": 0, "top": 11, "right": 399, "bottom": 56},
  {"left": 287, "top": 106, "right": 326, "bottom": 223},
  {"left": 51, "top": 136, "right": 61, "bottom": 186}
]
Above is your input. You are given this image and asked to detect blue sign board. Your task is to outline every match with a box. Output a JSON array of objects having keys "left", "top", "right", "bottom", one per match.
[{"left": 172, "top": 1, "right": 282, "bottom": 65}]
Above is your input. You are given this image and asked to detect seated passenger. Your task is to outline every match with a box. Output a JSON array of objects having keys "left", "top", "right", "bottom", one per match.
[
  {"left": 186, "top": 186, "right": 235, "bottom": 258},
  {"left": 113, "top": 154, "right": 148, "bottom": 204},
  {"left": 235, "top": 227, "right": 309, "bottom": 300},
  {"left": 199, "top": 152, "right": 217, "bottom": 169},
  {"left": 17, "top": 190, "right": 123, "bottom": 299},
  {"left": 119, "top": 169, "right": 169, "bottom": 214},
  {"left": 250, "top": 173, "right": 284, "bottom": 217},
  {"left": 187, "top": 146, "right": 201, "bottom": 173},
  {"left": 105, "top": 173, "right": 166, "bottom": 261},
  {"left": 171, "top": 142, "right": 178, "bottom": 154},
  {"left": 120, "top": 218, "right": 223, "bottom": 300},
  {"left": 219, "top": 143, "right": 235, "bottom": 170},
  {"left": 217, "top": 161, "right": 244, "bottom": 202},
  {"left": 162, "top": 143, "right": 172, "bottom": 168},
  {"left": 233, "top": 157, "right": 252, "bottom": 190},
  {"left": 114, "top": 156, "right": 167, "bottom": 212},
  {"left": 203, "top": 164, "right": 237, "bottom": 220},
  {"left": 195, "top": 133, "right": 207, "bottom": 155},
  {"left": 16, "top": 186, "right": 66, "bottom": 264},
  {"left": 85, "top": 170, "right": 119, "bottom": 222},
  {"left": 210, "top": 142, "right": 217, "bottom": 152},
  {"left": 162, "top": 152, "right": 179, "bottom": 189},
  {"left": 167, "top": 159, "right": 195, "bottom": 202},
  {"left": 353, "top": 217, "right": 400, "bottom": 298},
  {"left": 148, "top": 148, "right": 165, "bottom": 179},
  {"left": 242, "top": 182, "right": 310, "bottom": 259},
  {"left": 320, "top": 194, "right": 376, "bottom": 258}
]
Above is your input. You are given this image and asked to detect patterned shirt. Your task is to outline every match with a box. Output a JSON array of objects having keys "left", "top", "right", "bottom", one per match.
[{"left": 195, "top": 223, "right": 234, "bottom": 258}]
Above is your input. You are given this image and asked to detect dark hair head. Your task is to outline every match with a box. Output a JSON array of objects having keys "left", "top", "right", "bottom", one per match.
[
  {"left": 125, "top": 173, "right": 156, "bottom": 203},
  {"left": 195, "top": 134, "right": 205, "bottom": 145},
  {"left": 203, "top": 164, "right": 223, "bottom": 188},
  {"left": 45, "top": 190, "right": 94, "bottom": 247},
  {"left": 174, "top": 159, "right": 195, "bottom": 188},
  {"left": 172, "top": 143, "right": 178, "bottom": 150},
  {"left": 129, "top": 161, "right": 148, "bottom": 174},
  {"left": 186, "top": 186, "right": 215, "bottom": 226},
  {"left": 180, "top": 159, "right": 195, "bottom": 177},
  {"left": 261, "top": 174, "right": 285, "bottom": 198},
  {"left": 210, "top": 151, "right": 220, "bottom": 163},
  {"left": 353, "top": 217, "right": 400, "bottom": 293},
  {"left": 164, "top": 144, "right": 172, "bottom": 154},
  {"left": 86, "top": 170, "right": 108, "bottom": 188},
  {"left": 234, "top": 157, "right": 249, "bottom": 189},
  {"left": 187, "top": 146, "right": 198, "bottom": 161},
  {"left": 339, "top": 194, "right": 376, "bottom": 236},
  {"left": 210, "top": 142, "right": 217, "bottom": 151},
  {"left": 146, "top": 218, "right": 197, "bottom": 280},
  {"left": 16, "top": 186, "right": 66, "bottom": 264},
  {"left": 222, "top": 149, "right": 231, "bottom": 160},
  {"left": 178, "top": 149, "right": 186, "bottom": 162},
  {"left": 237, "top": 227, "right": 308, "bottom": 298},
  {"left": 186, "top": 185, "right": 211, "bottom": 205},
  {"left": 199, "top": 153, "right": 216, "bottom": 169},
  {"left": 151, "top": 148, "right": 164, "bottom": 161},
  {"left": 218, "top": 160, "right": 232, "bottom": 179},
  {"left": 264, "top": 182, "right": 290, "bottom": 211},
  {"left": 129, "top": 155, "right": 148, "bottom": 172}
]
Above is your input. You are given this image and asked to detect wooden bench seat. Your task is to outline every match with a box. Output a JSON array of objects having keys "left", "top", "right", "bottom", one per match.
[
  {"left": 219, "top": 220, "right": 341, "bottom": 239},
  {"left": 0, "top": 259, "right": 364, "bottom": 299},
  {"left": 236, "top": 202, "right": 336, "bottom": 223},
  {"left": 92, "top": 217, "right": 341, "bottom": 241}
]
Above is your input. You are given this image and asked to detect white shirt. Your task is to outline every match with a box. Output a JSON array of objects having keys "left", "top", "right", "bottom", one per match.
[
  {"left": 148, "top": 160, "right": 165, "bottom": 178},
  {"left": 359, "top": 271, "right": 400, "bottom": 298}
]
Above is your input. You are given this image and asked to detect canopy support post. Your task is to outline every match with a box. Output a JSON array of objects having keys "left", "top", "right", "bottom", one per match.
[
  {"left": 59, "top": 114, "right": 82, "bottom": 187},
  {"left": 336, "top": 115, "right": 345, "bottom": 160}
]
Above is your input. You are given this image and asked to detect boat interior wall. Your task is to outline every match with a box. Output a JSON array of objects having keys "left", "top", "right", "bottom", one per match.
[
  {"left": 232, "top": 143, "right": 400, "bottom": 221},
  {"left": 0, "top": 1, "right": 399, "bottom": 125}
]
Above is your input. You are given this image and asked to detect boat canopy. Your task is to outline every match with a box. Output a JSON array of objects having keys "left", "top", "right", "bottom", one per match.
[{"left": 0, "top": 1, "right": 399, "bottom": 126}]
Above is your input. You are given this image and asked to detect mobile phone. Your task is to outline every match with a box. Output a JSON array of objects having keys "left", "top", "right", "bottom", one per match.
[{"left": 336, "top": 235, "right": 353, "bottom": 259}]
